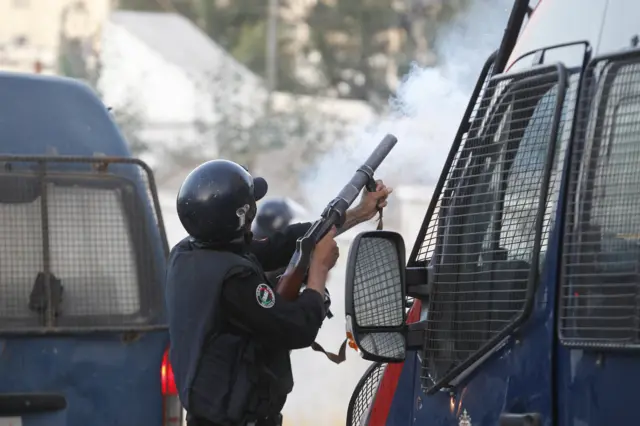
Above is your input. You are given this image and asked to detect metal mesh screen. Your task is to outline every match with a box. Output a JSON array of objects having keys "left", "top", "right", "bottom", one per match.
[
  {"left": 416, "top": 64, "right": 568, "bottom": 392},
  {"left": 346, "top": 362, "right": 387, "bottom": 426},
  {"left": 357, "top": 332, "right": 405, "bottom": 360},
  {"left": 352, "top": 237, "right": 404, "bottom": 328},
  {"left": 411, "top": 56, "right": 496, "bottom": 264},
  {"left": 0, "top": 157, "right": 168, "bottom": 333},
  {"left": 561, "top": 53, "right": 640, "bottom": 349}
]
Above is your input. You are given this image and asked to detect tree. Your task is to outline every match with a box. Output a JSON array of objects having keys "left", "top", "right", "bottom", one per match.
[
  {"left": 190, "top": 0, "right": 304, "bottom": 92},
  {"left": 117, "top": 0, "right": 196, "bottom": 17},
  {"left": 306, "top": 0, "right": 473, "bottom": 109},
  {"left": 306, "top": 0, "right": 401, "bottom": 108}
]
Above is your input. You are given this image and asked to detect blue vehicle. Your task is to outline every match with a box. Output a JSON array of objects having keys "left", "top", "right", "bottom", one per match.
[
  {"left": 344, "top": 0, "right": 640, "bottom": 424},
  {"left": 0, "top": 72, "right": 182, "bottom": 426}
]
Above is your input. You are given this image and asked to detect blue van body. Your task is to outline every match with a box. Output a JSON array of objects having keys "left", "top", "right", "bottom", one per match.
[
  {"left": 0, "top": 72, "right": 170, "bottom": 426},
  {"left": 347, "top": 1, "right": 640, "bottom": 425}
]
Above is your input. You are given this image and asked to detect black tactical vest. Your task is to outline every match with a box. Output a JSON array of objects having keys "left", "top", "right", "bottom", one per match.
[{"left": 165, "top": 237, "right": 291, "bottom": 425}]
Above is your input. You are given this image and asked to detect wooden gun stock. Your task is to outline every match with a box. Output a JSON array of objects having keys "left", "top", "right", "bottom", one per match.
[
  {"left": 275, "top": 133, "right": 398, "bottom": 303},
  {"left": 275, "top": 232, "right": 315, "bottom": 300},
  {"left": 275, "top": 249, "right": 308, "bottom": 301}
]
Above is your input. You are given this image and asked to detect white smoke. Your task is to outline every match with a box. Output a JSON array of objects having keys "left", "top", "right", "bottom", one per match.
[
  {"left": 284, "top": 1, "right": 512, "bottom": 425},
  {"left": 300, "top": 0, "right": 513, "bottom": 213}
]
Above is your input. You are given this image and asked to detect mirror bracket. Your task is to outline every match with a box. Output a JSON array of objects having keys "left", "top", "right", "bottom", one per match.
[
  {"left": 406, "top": 265, "right": 433, "bottom": 299},
  {"left": 406, "top": 323, "right": 427, "bottom": 351}
]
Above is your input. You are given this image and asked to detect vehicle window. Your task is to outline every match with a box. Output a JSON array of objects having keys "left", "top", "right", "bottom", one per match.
[
  {"left": 49, "top": 185, "right": 140, "bottom": 316},
  {"left": 479, "top": 80, "right": 574, "bottom": 267},
  {"left": 497, "top": 86, "right": 562, "bottom": 263},
  {"left": 591, "top": 97, "right": 640, "bottom": 236},
  {"left": 561, "top": 60, "right": 640, "bottom": 346},
  {"left": 420, "top": 66, "right": 570, "bottom": 391},
  {"left": 0, "top": 183, "right": 140, "bottom": 322}
]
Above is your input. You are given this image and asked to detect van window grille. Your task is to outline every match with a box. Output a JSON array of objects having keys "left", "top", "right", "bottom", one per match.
[
  {"left": 560, "top": 51, "right": 640, "bottom": 349},
  {"left": 0, "top": 157, "right": 167, "bottom": 333},
  {"left": 415, "top": 63, "right": 568, "bottom": 393},
  {"left": 410, "top": 54, "right": 496, "bottom": 264}
]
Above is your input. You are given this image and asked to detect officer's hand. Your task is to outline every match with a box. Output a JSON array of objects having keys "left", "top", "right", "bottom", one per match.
[
  {"left": 312, "top": 226, "right": 339, "bottom": 271},
  {"left": 359, "top": 179, "right": 393, "bottom": 221}
]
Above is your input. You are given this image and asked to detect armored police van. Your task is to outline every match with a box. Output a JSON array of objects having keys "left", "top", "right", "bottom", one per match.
[
  {"left": 0, "top": 72, "right": 182, "bottom": 426},
  {"left": 344, "top": 0, "right": 640, "bottom": 425}
]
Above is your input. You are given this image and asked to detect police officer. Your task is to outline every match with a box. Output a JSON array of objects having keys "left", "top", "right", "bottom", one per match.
[
  {"left": 165, "top": 159, "right": 392, "bottom": 426},
  {"left": 252, "top": 199, "right": 296, "bottom": 283},
  {"left": 251, "top": 198, "right": 335, "bottom": 315},
  {"left": 252, "top": 199, "right": 294, "bottom": 239}
]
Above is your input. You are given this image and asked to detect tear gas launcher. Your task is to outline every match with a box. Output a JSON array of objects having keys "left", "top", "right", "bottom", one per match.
[{"left": 275, "top": 133, "right": 399, "bottom": 302}]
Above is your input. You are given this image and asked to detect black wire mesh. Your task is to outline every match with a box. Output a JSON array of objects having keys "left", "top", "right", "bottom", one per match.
[
  {"left": 351, "top": 235, "right": 406, "bottom": 359},
  {"left": 416, "top": 64, "right": 569, "bottom": 392},
  {"left": 561, "top": 52, "right": 640, "bottom": 349},
  {"left": 346, "top": 362, "right": 387, "bottom": 426},
  {"left": 357, "top": 332, "right": 405, "bottom": 360},
  {"left": 352, "top": 237, "right": 405, "bottom": 328},
  {"left": 0, "top": 157, "right": 167, "bottom": 333},
  {"left": 411, "top": 57, "right": 496, "bottom": 264}
]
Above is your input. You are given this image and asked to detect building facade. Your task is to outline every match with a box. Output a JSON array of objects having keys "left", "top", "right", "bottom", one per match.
[{"left": 0, "top": 0, "right": 113, "bottom": 75}]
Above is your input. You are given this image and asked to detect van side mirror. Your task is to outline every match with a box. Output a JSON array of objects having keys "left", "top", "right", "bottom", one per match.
[{"left": 345, "top": 230, "right": 407, "bottom": 363}]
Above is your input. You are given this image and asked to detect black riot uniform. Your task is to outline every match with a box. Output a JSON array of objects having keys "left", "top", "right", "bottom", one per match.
[
  {"left": 165, "top": 160, "right": 327, "bottom": 426},
  {"left": 251, "top": 199, "right": 294, "bottom": 283},
  {"left": 252, "top": 199, "right": 294, "bottom": 239},
  {"left": 251, "top": 198, "right": 333, "bottom": 319}
]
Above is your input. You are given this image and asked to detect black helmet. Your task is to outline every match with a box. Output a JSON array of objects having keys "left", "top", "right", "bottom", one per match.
[
  {"left": 177, "top": 159, "right": 268, "bottom": 243},
  {"left": 252, "top": 199, "right": 294, "bottom": 238}
]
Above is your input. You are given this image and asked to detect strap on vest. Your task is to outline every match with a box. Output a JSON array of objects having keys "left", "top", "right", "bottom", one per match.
[
  {"left": 375, "top": 205, "right": 383, "bottom": 230},
  {"left": 311, "top": 199, "right": 384, "bottom": 364},
  {"left": 310, "top": 339, "right": 347, "bottom": 364}
]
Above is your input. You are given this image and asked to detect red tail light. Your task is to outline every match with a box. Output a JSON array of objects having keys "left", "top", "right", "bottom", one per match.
[
  {"left": 161, "top": 347, "right": 183, "bottom": 425},
  {"left": 161, "top": 348, "right": 177, "bottom": 396}
]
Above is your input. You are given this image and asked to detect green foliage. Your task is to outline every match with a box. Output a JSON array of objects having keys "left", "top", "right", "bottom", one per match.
[
  {"left": 306, "top": 0, "right": 474, "bottom": 108},
  {"left": 307, "top": 0, "right": 399, "bottom": 106},
  {"left": 194, "top": 0, "right": 302, "bottom": 92},
  {"left": 117, "top": 0, "right": 161, "bottom": 11},
  {"left": 116, "top": 0, "right": 474, "bottom": 102}
]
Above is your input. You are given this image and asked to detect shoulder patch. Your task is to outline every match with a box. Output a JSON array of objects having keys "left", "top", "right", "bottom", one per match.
[{"left": 255, "top": 283, "right": 276, "bottom": 308}]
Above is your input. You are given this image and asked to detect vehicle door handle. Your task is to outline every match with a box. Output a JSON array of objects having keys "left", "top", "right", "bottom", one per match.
[
  {"left": 0, "top": 393, "right": 67, "bottom": 416},
  {"left": 499, "top": 413, "right": 542, "bottom": 426}
]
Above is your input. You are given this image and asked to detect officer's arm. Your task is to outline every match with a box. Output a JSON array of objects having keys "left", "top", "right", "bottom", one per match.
[
  {"left": 250, "top": 222, "right": 312, "bottom": 271},
  {"left": 222, "top": 267, "right": 325, "bottom": 350}
]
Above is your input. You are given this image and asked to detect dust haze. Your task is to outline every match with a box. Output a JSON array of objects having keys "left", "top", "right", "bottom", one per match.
[{"left": 283, "top": 1, "right": 512, "bottom": 424}]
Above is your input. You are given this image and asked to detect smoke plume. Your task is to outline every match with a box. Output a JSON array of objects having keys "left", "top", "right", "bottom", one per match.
[{"left": 301, "top": 0, "right": 513, "bottom": 212}]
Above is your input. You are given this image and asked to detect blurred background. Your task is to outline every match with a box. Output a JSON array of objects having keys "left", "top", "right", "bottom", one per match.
[{"left": 0, "top": 0, "right": 514, "bottom": 424}]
